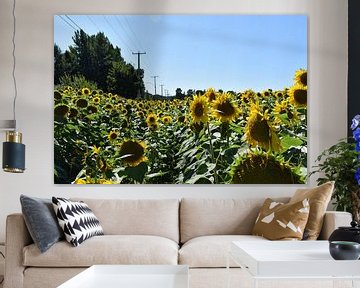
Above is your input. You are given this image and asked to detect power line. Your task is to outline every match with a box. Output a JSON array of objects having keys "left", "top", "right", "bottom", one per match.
[
  {"left": 87, "top": 15, "right": 101, "bottom": 32},
  {"left": 58, "top": 15, "right": 77, "bottom": 31},
  {"left": 65, "top": 15, "right": 83, "bottom": 31},
  {"left": 102, "top": 16, "right": 133, "bottom": 54}
]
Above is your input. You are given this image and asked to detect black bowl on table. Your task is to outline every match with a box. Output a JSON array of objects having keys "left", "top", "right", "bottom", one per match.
[{"left": 329, "top": 241, "right": 360, "bottom": 260}]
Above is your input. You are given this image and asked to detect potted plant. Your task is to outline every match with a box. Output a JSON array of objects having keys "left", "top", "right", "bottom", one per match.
[{"left": 311, "top": 115, "right": 360, "bottom": 222}]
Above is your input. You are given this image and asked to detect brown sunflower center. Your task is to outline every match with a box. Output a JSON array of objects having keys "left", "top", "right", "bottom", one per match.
[
  {"left": 293, "top": 89, "right": 307, "bottom": 105},
  {"left": 217, "top": 101, "right": 235, "bottom": 116},
  {"left": 119, "top": 141, "right": 144, "bottom": 164},
  {"left": 76, "top": 99, "right": 88, "bottom": 108},
  {"left": 208, "top": 92, "right": 216, "bottom": 101},
  {"left": 300, "top": 72, "right": 307, "bottom": 86},
  {"left": 109, "top": 132, "right": 117, "bottom": 140},
  {"left": 194, "top": 103, "right": 204, "bottom": 117},
  {"left": 149, "top": 116, "right": 156, "bottom": 123},
  {"left": 248, "top": 114, "right": 270, "bottom": 143},
  {"left": 232, "top": 154, "right": 302, "bottom": 184}
]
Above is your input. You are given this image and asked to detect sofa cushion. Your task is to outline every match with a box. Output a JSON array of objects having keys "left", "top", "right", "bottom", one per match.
[
  {"left": 252, "top": 198, "right": 310, "bottom": 240},
  {"left": 72, "top": 198, "right": 179, "bottom": 243},
  {"left": 290, "top": 181, "right": 334, "bottom": 240},
  {"left": 180, "top": 198, "right": 289, "bottom": 243},
  {"left": 52, "top": 197, "right": 104, "bottom": 247},
  {"left": 20, "top": 195, "right": 64, "bottom": 253},
  {"left": 23, "top": 235, "right": 178, "bottom": 267},
  {"left": 179, "top": 235, "right": 267, "bottom": 268}
]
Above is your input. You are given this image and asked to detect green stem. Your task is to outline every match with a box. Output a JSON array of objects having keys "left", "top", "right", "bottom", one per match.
[{"left": 207, "top": 122, "right": 218, "bottom": 184}]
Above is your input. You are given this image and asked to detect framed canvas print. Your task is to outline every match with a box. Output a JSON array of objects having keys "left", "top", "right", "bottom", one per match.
[{"left": 54, "top": 15, "right": 307, "bottom": 184}]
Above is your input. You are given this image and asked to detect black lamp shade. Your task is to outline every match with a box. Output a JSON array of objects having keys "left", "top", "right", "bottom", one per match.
[{"left": 3, "top": 141, "right": 25, "bottom": 173}]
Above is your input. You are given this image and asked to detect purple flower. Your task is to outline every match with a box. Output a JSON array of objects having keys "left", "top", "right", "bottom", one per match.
[
  {"left": 353, "top": 128, "right": 360, "bottom": 142},
  {"left": 352, "top": 115, "right": 360, "bottom": 130},
  {"left": 357, "top": 141, "right": 360, "bottom": 152},
  {"left": 356, "top": 167, "right": 360, "bottom": 186}
]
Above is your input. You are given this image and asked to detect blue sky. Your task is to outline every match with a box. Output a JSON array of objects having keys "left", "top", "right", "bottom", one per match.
[{"left": 54, "top": 15, "right": 307, "bottom": 96}]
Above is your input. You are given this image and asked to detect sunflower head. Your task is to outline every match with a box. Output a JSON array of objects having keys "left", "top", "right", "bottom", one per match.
[
  {"left": 273, "top": 100, "right": 300, "bottom": 126},
  {"left": 245, "top": 104, "right": 281, "bottom": 151},
  {"left": 119, "top": 140, "right": 147, "bottom": 167},
  {"left": 105, "top": 104, "right": 113, "bottom": 110},
  {"left": 189, "top": 95, "right": 209, "bottom": 123},
  {"left": 294, "top": 68, "right": 307, "bottom": 87},
  {"left": 204, "top": 88, "right": 218, "bottom": 102},
  {"left": 178, "top": 115, "right": 186, "bottom": 124},
  {"left": 54, "top": 90, "right": 62, "bottom": 101},
  {"left": 87, "top": 105, "right": 98, "bottom": 114},
  {"left": 92, "top": 97, "right": 101, "bottom": 105},
  {"left": 288, "top": 83, "right": 307, "bottom": 107},
  {"left": 81, "top": 88, "right": 91, "bottom": 96},
  {"left": 212, "top": 92, "right": 240, "bottom": 123},
  {"left": 108, "top": 130, "right": 118, "bottom": 141},
  {"left": 68, "top": 107, "right": 79, "bottom": 118},
  {"left": 230, "top": 150, "right": 304, "bottom": 184},
  {"left": 162, "top": 115, "right": 172, "bottom": 124},
  {"left": 76, "top": 98, "right": 88, "bottom": 108},
  {"left": 241, "top": 89, "right": 257, "bottom": 104},
  {"left": 146, "top": 113, "right": 158, "bottom": 126},
  {"left": 54, "top": 104, "right": 69, "bottom": 119}
]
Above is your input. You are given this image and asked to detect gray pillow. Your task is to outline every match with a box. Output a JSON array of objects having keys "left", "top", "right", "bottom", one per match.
[{"left": 20, "top": 195, "right": 64, "bottom": 253}]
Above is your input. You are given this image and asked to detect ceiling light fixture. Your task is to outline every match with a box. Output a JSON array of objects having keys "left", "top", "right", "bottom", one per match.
[{"left": 1, "top": 0, "right": 25, "bottom": 173}]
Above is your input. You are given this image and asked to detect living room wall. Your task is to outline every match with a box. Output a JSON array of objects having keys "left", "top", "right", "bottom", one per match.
[{"left": 0, "top": 0, "right": 347, "bottom": 242}]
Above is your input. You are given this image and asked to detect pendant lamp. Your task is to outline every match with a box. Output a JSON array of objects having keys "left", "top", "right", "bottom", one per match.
[{"left": 1, "top": 0, "right": 26, "bottom": 173}]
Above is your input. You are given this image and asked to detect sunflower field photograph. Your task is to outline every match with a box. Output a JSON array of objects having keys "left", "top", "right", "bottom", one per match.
[{"left": 54, "top": 15, "right": 307, "bottom": 184}]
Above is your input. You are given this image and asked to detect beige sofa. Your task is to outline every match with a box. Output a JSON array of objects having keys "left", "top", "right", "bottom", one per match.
[{"left": 4, "top": 198, "right": 352, "bottom": 288}]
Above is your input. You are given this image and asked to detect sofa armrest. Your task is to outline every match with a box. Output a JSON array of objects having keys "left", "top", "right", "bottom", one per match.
[
  {"left": 4, "top": 213, "right": 33, "bottom": 288},
  {"left": 318, "top": 211, "right": 352, "bottom": 240}
]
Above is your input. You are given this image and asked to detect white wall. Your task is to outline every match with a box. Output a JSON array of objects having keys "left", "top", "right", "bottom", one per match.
[{"left": 0, "top": 0, "right": 348, "bottom": 242}]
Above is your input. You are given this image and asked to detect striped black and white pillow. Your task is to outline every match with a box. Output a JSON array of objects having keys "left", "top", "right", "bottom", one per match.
[{"left": 52, "top": 197, "right": 103, "bottom": 246}]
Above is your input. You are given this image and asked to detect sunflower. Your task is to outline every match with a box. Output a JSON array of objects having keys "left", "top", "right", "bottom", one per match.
[
  {"left": 162, "top": 115, "right": 172, "bottom": 124},
  {"left": 54, "top": 104, "right": 69, "bottom": 118},
  {"left": 230, "top": 150, "right": 304, "bottom": 184},
  {"left": 203, "top": 88, "right": 218, "bottom": 102},
  {"left": 92, "top": 97, "right": 101, "bottom": 105},
  {"left": 146, "top": 113, "right": 158, "bottom": 126},
  {"left": 108, "top": 130, "right": 118, "bottom": 141},
  {"left": 149, "top": 123, "right": 159, "bottom": 131},
  {"left": 68, "top": 107, "right": 79, "bottom": 118},
  {"left": 241, "top": 89, "right": 257, "bottom": 104},
  {"left": 294, "top": 68, "right": 307, "bottom": 87},
  {"left": 273, "top": 100, "right": 300, "bottom": 126},
  {"left": 212, "top": 92, "right": 240, "bottom": 123},
  {"left": 81, "top": 88, "right": 91, "bottom": 96},
  {"left": 105, "top": 104, "right": 113, "bottom": 110},
  {"left": 189, "top": 95, "right": 209, "bottom": 123},
  {"left": 245, "top": 103, "right": 281, "bottom": 151},
  {"left": 137, "top": 111, "right": 145, "bottom": 118},
  {"left": 119, "top": 140, "right": 147, "bottom": 167},
  {"left": 178, "top": 115, "right": 186, "bottom": 124},
  {"left": 54, "top": 90, "right": 62, "bottom": 101},
  {"left": 288, "top": 83, "right": 307, "bottom": 107},
  {"left": 87, "top": 105, "right": 98, "bottom": 114},
  {"left": 76, "top": 98, "right": 88, "bottom": 108},
  {"left": 74, "top": 178, "right": 87, "bottom": 184}
]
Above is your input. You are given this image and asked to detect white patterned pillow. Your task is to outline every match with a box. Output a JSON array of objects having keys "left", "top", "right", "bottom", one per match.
[{"left": 52, "top": 197, "right": 104, "bottom": 246}]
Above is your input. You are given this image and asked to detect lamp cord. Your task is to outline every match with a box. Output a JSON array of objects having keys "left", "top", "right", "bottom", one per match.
[{"left": 11, "top": 0, "right": 17, "bottom": 129}]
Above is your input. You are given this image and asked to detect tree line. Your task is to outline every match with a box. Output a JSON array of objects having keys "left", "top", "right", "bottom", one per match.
[{"left": 54, "top": 30, "right": 145, "bottom": 99}]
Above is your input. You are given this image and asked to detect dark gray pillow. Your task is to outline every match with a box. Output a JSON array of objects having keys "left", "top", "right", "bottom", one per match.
[{"left": 20, "top": 195, "right": 64, "bottom": 253}]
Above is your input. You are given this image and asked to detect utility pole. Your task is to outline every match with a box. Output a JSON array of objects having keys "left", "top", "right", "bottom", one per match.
[
  {"left": 160, "top": 84, "right": 164, "bottom": 96},
  {"left": 132, "top": 51, "right": 146, "bottom": 99},
  {"left": 132, "top": 51, "right": 146, "bottom": 70},
  {"left": 151, "top": 76, "right": 159, "bottom": 95}
]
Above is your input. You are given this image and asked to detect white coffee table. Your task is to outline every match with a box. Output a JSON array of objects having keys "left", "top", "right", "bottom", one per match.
[
  {"left": 58, "top": 265, "right": 189, "bottom": 288},
  {"left": 228, "top": 241, "right": 360, "bottom": 288}
]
